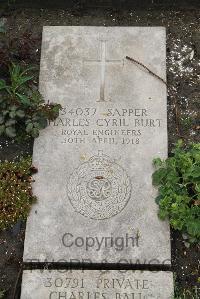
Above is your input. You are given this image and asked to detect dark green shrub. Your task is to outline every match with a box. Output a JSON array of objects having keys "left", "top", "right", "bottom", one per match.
[
  {"left": 152, "top": 141, "right": 200, "bottom": 244},
  {"left": 0, "top": 157, "right": 37, "bottom": 230},
  {"left": 0, "top": 63, "right": 61, "bottom": 140}
]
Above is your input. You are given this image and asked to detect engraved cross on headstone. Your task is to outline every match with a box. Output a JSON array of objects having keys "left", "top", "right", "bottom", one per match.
[{"left": 84, "top": 39, "right": 124, "bottom": 102}]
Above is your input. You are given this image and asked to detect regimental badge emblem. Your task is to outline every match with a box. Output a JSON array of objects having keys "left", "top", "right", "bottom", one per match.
[{"left": 67, "top": 151, "right": 131, "bottom": 220}]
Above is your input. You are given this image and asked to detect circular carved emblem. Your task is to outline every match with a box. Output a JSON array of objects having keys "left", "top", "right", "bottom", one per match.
[{"left": 67, "top": 151, "right": 131, "bottom": 220}]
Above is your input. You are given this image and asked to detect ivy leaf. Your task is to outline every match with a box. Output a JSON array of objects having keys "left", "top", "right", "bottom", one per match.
[
  {"left": 2, "top": 110, "right": 9, "bottom": 116},
  {"left": 0, "top": 125, "right": 5, "bottom": 135},
  {"left": 9, "top": 110, "right": 16, "bottom": 118},
  {"left": 26, "top": 123, "right": 34, "bottom": 133},
  {"left": 16, "top": 110, "right": 25, "bottom": 118},
  {"left": 5, "top": 126, "right": 16, "bottom": 138},
  {"left": 35, "top": 118, "right": 48, "bottom": 129},
  {"left": 0, "top": 115, "right": 4, "bottom": 125},
  {"left": 31, "top": 128, "right": 39, "bottom": 138},
  {"left": 5, "top": 119, "right": 16, "bottom": 126},
  {"left": 10, "top": 105, "right": 17, "bottom": 111}
]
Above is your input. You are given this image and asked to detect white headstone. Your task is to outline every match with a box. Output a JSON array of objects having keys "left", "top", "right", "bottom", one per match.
[
  {"left": 23, "top": 26, "right": 170, "bottom": 265},
  {"left": 21, "top": 270, "right": 174, "bottom": 299}
]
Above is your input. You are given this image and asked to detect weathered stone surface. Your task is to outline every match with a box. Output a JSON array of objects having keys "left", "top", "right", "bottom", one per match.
[
  {"left": 20, "top": 270, "right": 174, "bottom": 299},
  {"left": 23, "top": 26, "right": 170, "bottom": 265}
]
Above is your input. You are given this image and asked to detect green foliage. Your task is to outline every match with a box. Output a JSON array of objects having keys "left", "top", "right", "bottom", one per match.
[
  {"left": 0, "top": 19, "right": 6, "bottom": 34},
  {"left": 0, "top": 63, "right": 61, "bottom": 140},
  {"left": 0, "top": 290, "right": 5, "bottom": 299},
  {"left": 173, "top": 285, "right": 200, "bottom": 299},
  {"left": 152, "top": 140, "right": 200, "bottom": 244},
  {"left": 0, "top": 157, "right": 37, "bottom": 230}
]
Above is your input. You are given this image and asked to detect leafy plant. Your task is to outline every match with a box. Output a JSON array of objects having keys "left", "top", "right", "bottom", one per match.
[
  {"left": 0, "top": 290, "right": 5, "bottom": 299},
  {"left": 0, "top": 19, "right": 6, "bottom": 34},
  {"left": 152, "top": 140, "right": 200, "bottom": 244},
  {"left": 0, "top": 63, "right": 61, "bottom": 139},
  {"left": 0, "top": 157, "right": 37, "bottom": 230},
  {"left": 173, "top": 286, "right": 200, "bottom": 299}
]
